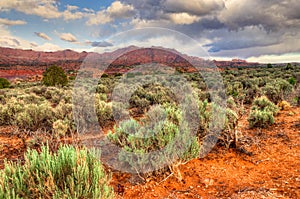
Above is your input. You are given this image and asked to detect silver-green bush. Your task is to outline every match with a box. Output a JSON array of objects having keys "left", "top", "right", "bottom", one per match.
[{"left": 0, "top": 145, "right": 114, "bottom": 199}]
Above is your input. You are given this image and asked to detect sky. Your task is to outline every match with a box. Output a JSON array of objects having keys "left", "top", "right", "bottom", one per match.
[{"left": 0, "top": 0, "right": 300, "bottom": 63}]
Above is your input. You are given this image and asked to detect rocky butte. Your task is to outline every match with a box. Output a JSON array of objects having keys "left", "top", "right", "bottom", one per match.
[{"left": 0, "top": 46, "right": 260, "bottom": 80}]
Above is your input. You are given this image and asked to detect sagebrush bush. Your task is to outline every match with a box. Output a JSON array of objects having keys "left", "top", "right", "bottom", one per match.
[
  {"left": 0, "top": 145, "right": 114, "bottom": 199},
  {"left": 15, "top": 102, "right": 53, "bottom": 130},
  {"left": 52, "top": 119, "right": 71, "bottom": 137},
  {"left": 248, "top": 96, "right": 279, "bottom": 128},
  {"left": 108, "top": 104, "right": 200, "bottom": 175},
  {"left": 95, "top": 96, "right": 113, "bottom": 126},
  {"left": 262, "top": 79, "right": 293, "bottom": 104}
]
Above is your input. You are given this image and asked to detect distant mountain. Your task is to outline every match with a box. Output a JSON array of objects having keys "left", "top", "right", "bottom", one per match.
[{"left": 0, "top": 46, "right": 259, "bottom": 79}]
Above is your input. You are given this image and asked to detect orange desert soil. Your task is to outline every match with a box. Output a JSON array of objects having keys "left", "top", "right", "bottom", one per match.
[{"left": 0, "top": 108, "right": 299, "bottom": 198}]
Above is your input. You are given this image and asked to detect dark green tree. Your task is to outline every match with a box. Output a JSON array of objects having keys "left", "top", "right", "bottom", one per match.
[
  {"left": 267, "top": 63, "right": 273, "bottom": 68},
  {"left": 286, "top": 63, "right": 293, "bottom": 70},
  {"left": 0, "top": 78, "right": 10, "bottom": 89},
  {"left": 42, "top": 65, "right": 68, "bottom": 87}
]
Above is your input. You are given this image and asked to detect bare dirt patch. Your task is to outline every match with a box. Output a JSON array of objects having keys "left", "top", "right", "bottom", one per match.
[{"left": 1, "top": 108, "right": 299, "bottom": 198}]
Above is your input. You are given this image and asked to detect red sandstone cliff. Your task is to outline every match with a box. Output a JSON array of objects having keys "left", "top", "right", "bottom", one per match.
[{"left": 0, "top": 46, "right": 259, "bottom": 79}]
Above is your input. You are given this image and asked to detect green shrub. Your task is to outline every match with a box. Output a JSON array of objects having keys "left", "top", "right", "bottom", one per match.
[
  {"left": 15, "top": 102, "right": 53, "bottom": 130},
  {"left": 288, "top": 77, "right": 296, "bottom": 86},
  {"left": 95, "top": 99, "right": 113, "bottom": 126},
  {"left": 0, "top": 145, "right": 114, "bottom": 199},
  {"left": 108, "top": 104, "right": 200, "bottom": 175},
  {"left": 52, "top": 119, "right": 72, "bottom": 137},
  {"left": 262, "top": 79, "right": 293, "bottom": 104},
  {"left": 248, "top": 96, "right": 279, "bottom": 128},
  {"left": 42, "top": 65, "right": 68, "bottom": 87},
  {"left": 0, "top": 78, "right": 10, "bottom": 89}
]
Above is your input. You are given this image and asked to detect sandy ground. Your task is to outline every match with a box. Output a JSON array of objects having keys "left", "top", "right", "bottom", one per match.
[{"left": 0, "top": 108, "right": 299, "bottom": 198}]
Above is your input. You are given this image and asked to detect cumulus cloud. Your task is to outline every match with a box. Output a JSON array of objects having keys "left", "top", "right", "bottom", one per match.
[
  {"left": 0, "top": 0, "right": 61, "bottom": 19},
  {"left": 218, "top": 0, "right": 299, "bottom": 31},
  {"left": 34, "top": 32, "right": 51, "bottom": 41},
  {"left": 86, "top": 11, "right": 112, "bottom": 25},
  {"left": 0, "top": 0, "right": 88, "bottom": 21},
  {"left": 167, "top": 13, "right": 200, "bottom": 25},
  {"left": 86, "top": 1, "right": 135, "bottom": 26},
  {"left": 59, "top": 33, "right": 77, "bottom": 42},
  {"left": 0, "top": 18, "right": 27, "bottom": 26},
  {"left": 0, "top": 25, "right": 61, "bottom": 51},
  {"left": 2, "top": 0, "right": 300, "bottom": 62},
  {"left": 163, "top": 0, "right": 224, "bottom": 16},
  {"left": 107, "top": 1, "right": 135, "bottom": 18}
]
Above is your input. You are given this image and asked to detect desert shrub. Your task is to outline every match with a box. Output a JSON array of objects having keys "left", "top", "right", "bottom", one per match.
[
  {"left": 96, "top": 84, "right": 109, "bottom": 94},
  {"left": 0, "top": 97, "right": 27, "bottom": 125},
  {"left": 248, "top": 96, "right": 279, "bottom": 128},
  {"left": 29, "top": 86, "right": 47, "bottom": 96},
  {"left": 277, "top": 100, "right": 291, "bottom": 110},
  {"left": 145, "top": 84, "right": 175, "bottom": 105},
  {"left": 288, "top": 77, "right": 296, "bottom": 86},
  {"left": 16, "top": 93, "right": 46, "bottom": 105},
  {"left": 95, "top": 99, "right": 113, "bottom": 126},
  {"left": 262, "top": 79, "right": 293, "bottom": 104},
  {"left": 226, "top": 81, "right": 243, "bottom": 98},
  {"left": 0, "top": 145, "right": 114, "bottom": 199},
  {"left": 129, "top": 95, "right": 150, "bottom": 114},
  {"left": 108, "top": 104, "right": 200, "bottom": 176},
  {"left": 53, "top": 100, "right": 73, "bottom": 120},
  {"left": 0, "top": 78, "right": 10, "bottom": 89},
  {"left": 15, "top": 102, "right": 53, "bottom": 131},
  {"left": 42, "top": 87, "right": 64, "bottom": 104},
  {"left": 262, "top": 83, "right": 281, "bottom": 104},
  {"left": 204, "top": 101, "right": 240, "bottom": 148},
  {"left": 219, "top": 108, "right": 239, "bottom": 148},
  {"left": 197, "top": 99, "right": 210, "bottom": 138},
  {"left": 244, "top": 86, "right": 261, "bottom": 104},
  {"left": 42, "top": 65, "right": 68, "bottom": 87},
  {"left": 0, "top": 96, "right": 54, "bottom": 130},
  {"left": 52, "top": 119, "right": 71, "bottom": 137}
]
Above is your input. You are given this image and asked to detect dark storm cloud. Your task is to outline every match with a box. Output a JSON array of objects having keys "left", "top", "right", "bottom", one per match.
[
  {"left": 163, "top": 0, "right": 224, "bottom": 16},
  {"left": 119, "top": 0, "right": 300, "bottom": 57},
  {"left": 204, "top": 26, "right": 282, "bottom": 52},
  {"left": 121, "top": 0, "right": 165, "bottom": 20}
]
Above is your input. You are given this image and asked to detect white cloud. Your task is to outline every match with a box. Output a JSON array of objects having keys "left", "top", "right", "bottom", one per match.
[
  {"left": 33, "top": 43, "right": 62, "bottom": 52},
  {"left": 247, "top": 53, "right": 300, "bottom": 64},
  {"left": 66, "top": 5, "right": 79, "bottom": 11},
  {"left": 63, "top": 10, "right": 85, "bottom": 20},
  {"left": 59, "top": 33, "right": 77, "bottom": 42},
  {"left": 0, "top": 18, "right": 27, "bottom": 26},
  {"left": 0, "top": 25, "right": 61, "bottom": 51},
  {"left": 0, "top": 25, "right": 35, "bottom": 49},
  {"left": 34, "top": 32, "right": 51, "bottom": 41},
  {"left": 0, "top": 0, "right": 87, "bottom": 21},
  {"left": 167, "top": 13, "right": 200, "bottom": 25},
  {"left": 107, "top": 1, "right": 135, "bottom": 18},
  {"left": 86, "top": 11, "right": 112, "bottom": 25},
  {"left": 86, "top": 1, "right": 135, "bottom": 26}
]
